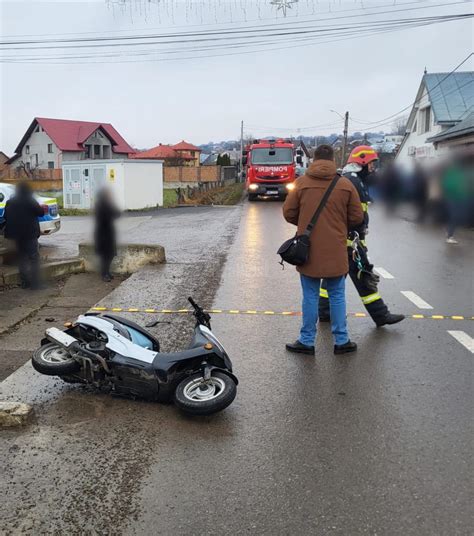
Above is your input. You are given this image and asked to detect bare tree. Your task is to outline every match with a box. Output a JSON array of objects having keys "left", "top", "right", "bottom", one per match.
[{"left": 392, "top": 115, "right": 408, "bottom": 135}]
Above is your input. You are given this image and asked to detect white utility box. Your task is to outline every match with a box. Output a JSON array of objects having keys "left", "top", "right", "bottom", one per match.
[{"left": 62, "top": 159, "right": 163, "bottom": 210}]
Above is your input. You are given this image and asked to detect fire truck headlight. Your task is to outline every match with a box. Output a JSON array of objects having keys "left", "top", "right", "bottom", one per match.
[
  {"left": 286, "top": 183, "right": 296, "bottom": 191},
  {"left": 249, "top": 184, "right": 258, "bottom": 191}
]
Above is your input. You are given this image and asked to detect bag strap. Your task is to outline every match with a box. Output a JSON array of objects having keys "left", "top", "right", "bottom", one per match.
[{"left": 304, "top": 174, "right": 340, "bottom": 236}]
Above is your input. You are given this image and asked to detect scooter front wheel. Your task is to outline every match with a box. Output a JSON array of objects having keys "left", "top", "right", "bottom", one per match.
[{"left": 174, "top": 371, "right": 237, "bottom": 416}]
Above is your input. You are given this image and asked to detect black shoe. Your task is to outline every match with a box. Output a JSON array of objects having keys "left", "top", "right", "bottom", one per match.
[
  {"left": 318, "top": 314, "right": 330, "bottom": 322},
  {"left": 334, "top": 341, "right": 357, "bottom": 355},
  {"left": 285, "top": 341, "right": 315, "bottom": 355},
  {"left": 102, "top": 274, "right": 112, "bottom": 283},
  {"left": 376, "top": 313, "right": 405, "bottom": 327}
]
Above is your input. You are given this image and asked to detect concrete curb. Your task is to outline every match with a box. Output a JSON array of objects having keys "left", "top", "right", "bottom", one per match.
[
  {"left": 0, "top": 401, "right": 34, "bottom": 428},
  {"left": 0, "top": 258, "right": 85, "bottom": 287}
]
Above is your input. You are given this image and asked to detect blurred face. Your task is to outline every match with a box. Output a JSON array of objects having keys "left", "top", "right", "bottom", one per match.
[{"left": 368, "top": 161, "right": 376, "bottom": 173}]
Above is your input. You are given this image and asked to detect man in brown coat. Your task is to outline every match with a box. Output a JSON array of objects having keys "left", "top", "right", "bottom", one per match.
[{"left": 283, "top": 145, "right": 364, "bottom": 355}]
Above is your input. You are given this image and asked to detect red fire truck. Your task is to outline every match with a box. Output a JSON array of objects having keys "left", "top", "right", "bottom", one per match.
[{"left": 243, "top": 139, "right": 302, "bottom": 201}]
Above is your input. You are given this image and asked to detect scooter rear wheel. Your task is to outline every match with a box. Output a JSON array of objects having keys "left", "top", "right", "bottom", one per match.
[
  {"left": 32, "top": 342, "right": 80, "bottom": 376},
  {"left": 174, "top": 371, "right": 237, "bottom": 416}
]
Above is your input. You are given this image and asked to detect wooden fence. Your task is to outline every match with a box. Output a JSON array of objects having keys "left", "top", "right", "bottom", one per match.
[{"left": 0, "top": 168, "right": 63, "bottom": 191}]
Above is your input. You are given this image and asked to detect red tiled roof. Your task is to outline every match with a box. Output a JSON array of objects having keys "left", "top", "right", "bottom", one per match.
[
  {"left": 36, "top": 118, "right": 135, "bottom": 154},
  {"left": 8, "top": 118, "right": 135, "bottom": 163},
  {"left": 132, "top": 144, "right": 177, "bottom": 159},
  {"left": 132, "top": 143, "right": 196, "bottom": 160},
  {"left": 172, "top": 140, "right": 201, "bottom": 152}
]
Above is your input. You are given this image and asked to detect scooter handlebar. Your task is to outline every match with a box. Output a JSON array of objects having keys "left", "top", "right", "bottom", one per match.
[
  {"left": 188, "top": 297, "right": 199, "bottom": 310},
  {"left": 188, "top": 297, "right": 211, "bottom": 328}
]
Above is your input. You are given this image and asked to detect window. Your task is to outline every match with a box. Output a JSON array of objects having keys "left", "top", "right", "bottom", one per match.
[
  {"left": 85, "top": 145, "right": 91, "bottom": 159},
  {"left": 420, "top": 106, "right": 431, "bottom": 134},
  {"left": 191, "top": 151, "right": 196, "bottom": 157},
  {"left": 48, "top": 161, "right": 54, "bottom": 169},
  {"left": 251, "top": 148, "right": 293, "bottom": 165},
  {"left": 25, "top": 162, "right": 31, "bottom": 170},
  {"left": 35, "top": 125, "right": 40, "bottom": 133},
  {"left": 94, "top": 145, "right": 101, "bottom": 157},
  {"left": 103, "top": 146, "right": 111, "bottom": 158},
  {"left": 34, "top": 154, "right": 39, "bottom": 166},
  {"left": 25, "top": 145, "right": 30, "bottom": 154},
  {"left": 48, "top": 143, "right": 53, "bottom": 153}
]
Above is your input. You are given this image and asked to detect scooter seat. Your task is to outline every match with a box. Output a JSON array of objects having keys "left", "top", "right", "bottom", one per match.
[{"left": 98, "top": 314, "right": 160, "bottom": 352}]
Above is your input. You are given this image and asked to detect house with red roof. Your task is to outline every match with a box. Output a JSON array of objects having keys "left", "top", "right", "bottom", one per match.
[
  {"left": 133, "top": 140, "right": 201, "bottom": 167},
  {"left": 7, "top": 117, "right": 135, "bottom": 171}
]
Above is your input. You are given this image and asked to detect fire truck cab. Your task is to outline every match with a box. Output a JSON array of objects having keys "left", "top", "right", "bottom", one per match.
[{"left": 243, "top": 139, "right": 301, "bottom": 201}]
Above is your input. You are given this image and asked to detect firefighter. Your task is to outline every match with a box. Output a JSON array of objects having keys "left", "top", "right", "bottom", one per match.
[{"left": 319, "top": 146, "right": 405, "bottom": 327}]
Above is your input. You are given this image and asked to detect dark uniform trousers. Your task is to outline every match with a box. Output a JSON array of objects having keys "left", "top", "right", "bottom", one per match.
[{"left": 318, "top": 243, "right": 389, "bottom": 323}]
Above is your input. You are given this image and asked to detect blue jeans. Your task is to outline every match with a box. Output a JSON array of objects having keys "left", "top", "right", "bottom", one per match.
[{"left": 299, "top": 274, "right": 349, "bottom": 346}]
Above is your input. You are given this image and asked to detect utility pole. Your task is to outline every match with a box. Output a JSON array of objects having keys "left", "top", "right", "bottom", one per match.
[
  {"left": 341, "top": 111, "right": 349, "bottom": 168},
  {"left": 239, "top": 120, "right": 244, "bottom": 182}
]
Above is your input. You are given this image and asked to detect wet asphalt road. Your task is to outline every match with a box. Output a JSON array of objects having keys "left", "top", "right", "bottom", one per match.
[{"left": 1, "top": 201, "right": 473, "bottom": 535}]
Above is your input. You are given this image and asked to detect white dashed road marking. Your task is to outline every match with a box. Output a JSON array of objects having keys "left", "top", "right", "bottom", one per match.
[
  {"left": 374, "top": 267, "right": 395, "bottom": 279},
  {"left": 447, "top": 331, "right": 474, "bottom": 354},
  {"left": 400, "top": 291, "right": 433, "bottom": 310}
]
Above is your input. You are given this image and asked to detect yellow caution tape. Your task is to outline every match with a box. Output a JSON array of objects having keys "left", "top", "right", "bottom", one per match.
[{"left": 89, "top": 307, "right": 472, "bottom": 321}]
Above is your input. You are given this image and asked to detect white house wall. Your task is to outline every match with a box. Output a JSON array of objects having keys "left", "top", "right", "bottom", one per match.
[
  {"left": 12, "top": 128, "right": 60, "bottom": 170},
  {"left": 396, "top": 85, "right": 443, "bottom": 168}
]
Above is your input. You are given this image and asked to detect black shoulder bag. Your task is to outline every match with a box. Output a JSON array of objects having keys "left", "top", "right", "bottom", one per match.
[{"left": 277, "top": 175, "right": 340, "bottom": 267}]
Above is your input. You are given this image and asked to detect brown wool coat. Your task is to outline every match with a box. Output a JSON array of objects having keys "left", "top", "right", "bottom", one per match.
[{"left": 283, "top": 159, "right": 364, "bottom": 278}]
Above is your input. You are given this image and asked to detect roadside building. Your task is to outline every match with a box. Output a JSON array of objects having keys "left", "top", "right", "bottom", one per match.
[
  {"left": 396, "top": 71, "right": 474, "bottom": 166},
  {"left": 133, "top": 140, "right": 201, "bottom": 167},
  {"left": 0, "top": 151, "right": 9, "bottom": 173},
  {"left": 293, "top": 139, "right": 311, "bottom": 168},
  {"left": 427, "top": 111, "right": 474, "bottom": 152},
  {"left": 6, "top": 117, "right": 135, "bottom": 171}
]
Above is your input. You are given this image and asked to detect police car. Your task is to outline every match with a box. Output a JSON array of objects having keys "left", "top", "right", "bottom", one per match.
[{"left": 0, "top": 182, "right": 61, "bottom": 236}]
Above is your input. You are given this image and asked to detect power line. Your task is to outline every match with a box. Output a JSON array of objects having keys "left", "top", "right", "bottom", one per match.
[
  {"left": 1, "top": 3, "right": 471, "bottom": 50},
  {"left": 0, "top": 0, "right": 440, "bottom": 40},
  {"left": 347, "top": 52, "right": 474, "bottom": 129},
  {"left": 1, "top": 14, "right": 470, "bottom": 64}
]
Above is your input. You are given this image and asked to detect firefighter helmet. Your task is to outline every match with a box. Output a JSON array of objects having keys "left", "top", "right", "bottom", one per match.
[{"left": 347, "top": 145, "right": 379, "bottom": 166}]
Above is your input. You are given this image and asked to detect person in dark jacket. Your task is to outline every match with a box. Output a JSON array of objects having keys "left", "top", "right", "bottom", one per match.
[
  {"left": 94, "top": 188, "right": 120, "bottom": 282},
  {"left": 4, "top": 182, "right": 44, "bottom": 289},
  {"left": 318, "top": 146, "right": 405, "bottom": 327}
]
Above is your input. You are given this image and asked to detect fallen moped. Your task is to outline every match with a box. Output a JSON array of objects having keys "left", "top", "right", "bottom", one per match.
[{"left": 32, "top": 298, "right": 238, "bottom": 416}]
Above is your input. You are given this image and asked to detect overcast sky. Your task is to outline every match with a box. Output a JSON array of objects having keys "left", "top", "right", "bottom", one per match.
[{"left": 0, "top": 0, "right": 473, "bottom": 153}]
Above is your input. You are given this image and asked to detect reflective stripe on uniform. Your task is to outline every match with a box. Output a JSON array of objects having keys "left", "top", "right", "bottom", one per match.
[
  {"left": 347, "top": 239, "right": 367, "bottom": 247},
  {"left": 361, "top": 293, "right": 381, "bottom": 305},
  {"left": 361, "top": 202, "right": 368, "bottom": 212},
  {"left": 319, "top": 288, "right": 329, "bottom": 298}
]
